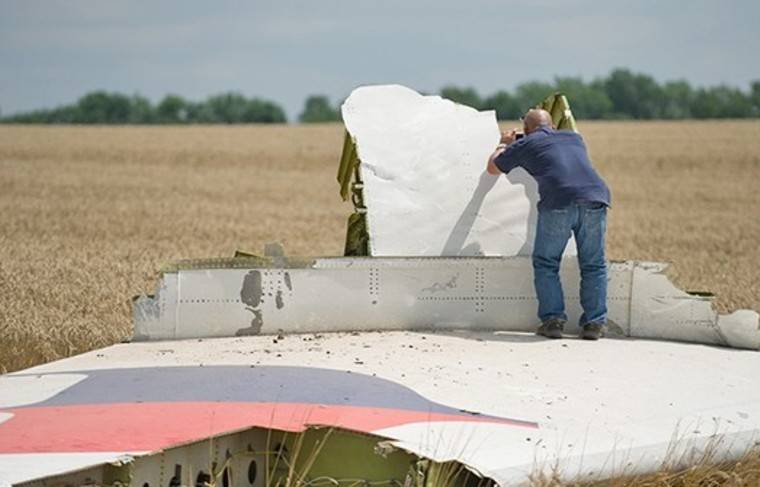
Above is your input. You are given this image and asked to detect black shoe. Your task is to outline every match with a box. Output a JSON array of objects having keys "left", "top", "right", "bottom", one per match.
[
  {"left": 536, "top": 319, "right": 565, "bottom": 339},
  {"left": 580, "top": 322, "right": 606, "bottom": 340}
]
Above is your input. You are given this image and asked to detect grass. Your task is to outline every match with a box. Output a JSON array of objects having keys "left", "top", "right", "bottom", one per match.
[{"left": 570, "top": 445, "right": 760, "bottom": 486}]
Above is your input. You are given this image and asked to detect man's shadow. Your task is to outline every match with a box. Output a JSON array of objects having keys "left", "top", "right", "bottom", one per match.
[{"left": 441, "top": 169, "right": 538, "bottom": 256}]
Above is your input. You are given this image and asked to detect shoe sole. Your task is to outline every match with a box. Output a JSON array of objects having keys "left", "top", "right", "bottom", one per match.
[
  {"left": 580, "top": 329, "right": 605, "bottom": 340},
  {"left": 537, "top": 329, "right": 563, "bottom": 339}
]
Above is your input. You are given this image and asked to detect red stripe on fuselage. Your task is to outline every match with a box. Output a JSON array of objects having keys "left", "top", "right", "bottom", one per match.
[{"left": 0, "top": 402, "right": 536, "bottom": 453}]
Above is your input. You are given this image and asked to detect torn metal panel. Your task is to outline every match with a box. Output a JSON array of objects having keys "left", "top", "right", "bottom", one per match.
[
  {"left": 341, "top": 84, "right": 577, "bottom": 257},
  {"left": 135, "top": 257, "right": 620, "bottom": 340},
  {"left": 537, "top": 92, "right": 577, "bottom": 131},
  {"left": 337, "top": 129, "right": 360, "bottom": 202},
  {"left": 629, "top": 262, "right": 760, "bottom": 349},
  {"left": 718, "top": 309, "right": 760, "bottom": 350},
  {"left": 0, "top": 353, "right": 525, "bottom": 484},
  {"left": 134, "top": 256, "right": 759, "bottom": 350},
  {"left": 132, "top": 271, "right": 178, "bottom": 341},
  {"left": 0, "top": 453, "right": 133, "bottom": 487},
  {"left": 630, "top": 262, "right": 721, "bottom": 344},
  {"left": 2, "top": 332, "right": 759, "bottom": 485}
]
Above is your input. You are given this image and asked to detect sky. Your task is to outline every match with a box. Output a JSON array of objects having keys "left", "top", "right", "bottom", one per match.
[{"left": 1, "top": 0, "right": 759, "bottom": 120}]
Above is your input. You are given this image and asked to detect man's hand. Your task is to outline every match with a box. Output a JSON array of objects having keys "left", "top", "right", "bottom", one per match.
[{"left": 500, "top": 128, "right": 519, "bottom": 145}]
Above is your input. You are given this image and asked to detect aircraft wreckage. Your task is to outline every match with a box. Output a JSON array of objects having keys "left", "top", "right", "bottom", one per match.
[{"left": 1, "top": 85, "right": 758, "bottom": 487}]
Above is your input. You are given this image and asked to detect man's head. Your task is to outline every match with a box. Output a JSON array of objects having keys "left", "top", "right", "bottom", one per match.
[{"left": 523, "top": 109, "right": 553, "bottom": 134}]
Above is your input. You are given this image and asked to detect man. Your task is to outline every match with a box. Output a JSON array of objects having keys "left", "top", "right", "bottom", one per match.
[{"left": 487, "top": 109, "right": 611, "bottom": 340}]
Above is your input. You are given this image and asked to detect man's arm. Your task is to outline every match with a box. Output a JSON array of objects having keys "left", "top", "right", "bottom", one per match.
[
  {"left": 487, "top": 145, "right": 507, "bottom": 175},
  {"left": 486, "top": 128, "right": 522, "bottom": 175}
]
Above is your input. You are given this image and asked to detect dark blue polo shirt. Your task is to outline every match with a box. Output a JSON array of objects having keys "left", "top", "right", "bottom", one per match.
[{"left": 494, "top": 127, "right": 611, "bottom": 210}]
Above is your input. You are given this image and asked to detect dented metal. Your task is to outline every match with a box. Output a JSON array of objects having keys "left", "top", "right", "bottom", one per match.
[
  {"left": 6, "top": 325, "right": 760, "bottom": 486},
  {"left": 134, "top": 255, "right": 759, "bottom": 350}
]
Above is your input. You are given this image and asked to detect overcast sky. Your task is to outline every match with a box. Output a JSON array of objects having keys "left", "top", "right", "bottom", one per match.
[{"left": 1, "top": 0, "right": 758, "bottom": 120}]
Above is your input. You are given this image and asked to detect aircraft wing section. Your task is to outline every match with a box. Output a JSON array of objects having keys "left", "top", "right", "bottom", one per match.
[{"left": 2, "top": 331, "right": 759, "bottom": 485}]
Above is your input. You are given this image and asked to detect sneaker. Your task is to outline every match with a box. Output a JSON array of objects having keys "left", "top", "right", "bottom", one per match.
[
  {"left": 580, "top": 322, "right": 606, "bottom": 340},
  {"left": 536, "top": 319, "right": 565, "bottom": 339}
]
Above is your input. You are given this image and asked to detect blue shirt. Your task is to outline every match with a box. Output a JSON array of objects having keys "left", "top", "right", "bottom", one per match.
[{"left": 494, "top": 127, "right": 611, "bottom": 210}]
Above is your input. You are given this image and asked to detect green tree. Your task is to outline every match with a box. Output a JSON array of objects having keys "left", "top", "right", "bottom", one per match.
[
  {"left": 75, "top": 91, "right": 133, "bottom": 123},
  {"left": 188, "top": 93, "right": 286, "bottom": 124},
  {"left": 481, "top": 90, "right": 521, "bottom": 120},
  {"left": 691, "top": 86, "right": 752, "bottom": 118},
  {"left": 514, "top": 81, "right": 555, "bottom": 115},
  {"left": 660, "top": 80, "right": 695, "bottom": 119},
  {"left": 157, "top": 94, "right": 188, "bottom": 123},
  {"left": 4, "top": 71, "right": 760, "bottom": 124},
  {"left": 604, "top": 68, "right": 664, "bottom": 119},
  {"left": 204, "top": 92, "right": 249, "bottom": 123},
  {"left": 45, "top": 105, "right": 80, "bottom": 123},
  {"left": 128, "top": 95, "right": 156, "bottom": 124},
  {"left": 553, "top": 77, "right": 612, "bottom": 119},
  {"left": 751, "top": 81, "right": 760, "bottom": 116},
  {"left": 7, "top": 108, "right": 42, "bottom": 123},
  {"left": 242, "top": 98, "right": 287, "bottom": 123},
  {"left": 299, "top": 95, "right": 340, "bottom": 123},
  {"left": 185, "top": 101, "right": 216, "bottom": 123},
  {"left": 440, "top": 86, "right": 482, "bottom": 109}
]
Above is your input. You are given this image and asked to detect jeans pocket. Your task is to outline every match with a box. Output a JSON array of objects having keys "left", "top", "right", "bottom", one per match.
[{"left": 538, "top": 208, "right": 573, "bottom": 238}]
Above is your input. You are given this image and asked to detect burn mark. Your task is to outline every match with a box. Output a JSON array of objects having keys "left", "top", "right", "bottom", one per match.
[
  {"left": 240, "top": 271, "right": 263, "bottom": 308},
  {"left": 236, "top": 309, "right": 263, "bottom": 336},
  {"left": 237, "top": 271, "right": 264, "bottom": 336},
  {"left": 283, "top": 272, "right": 292, "bottom": 291},
  {"left": 275, "top": 290, "right": 284, "bottom": 309}
]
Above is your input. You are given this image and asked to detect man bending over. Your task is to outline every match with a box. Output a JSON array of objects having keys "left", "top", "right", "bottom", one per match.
[{"left": 487, "top": 109, "right": 611, "bottom": 340}]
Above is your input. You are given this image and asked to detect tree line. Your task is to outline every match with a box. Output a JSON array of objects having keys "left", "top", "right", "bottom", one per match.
[
  {"left": 1, "top": 92, "right": 287, "bottom": 125},
  {"left": 2, "top": 69, "right": 759, "bottom": 124}
]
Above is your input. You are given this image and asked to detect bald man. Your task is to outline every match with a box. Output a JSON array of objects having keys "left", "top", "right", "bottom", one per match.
[{"left": 487, "top": 109, "right": 611, "bottom": 340}]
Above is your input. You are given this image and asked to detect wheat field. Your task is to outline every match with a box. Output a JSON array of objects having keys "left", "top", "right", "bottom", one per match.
[{"left": 0, "top": 121, "right": 759, "bottom": 375}]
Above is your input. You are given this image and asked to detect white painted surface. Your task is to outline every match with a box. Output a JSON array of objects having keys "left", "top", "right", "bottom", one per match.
[
  {"left": 133, "top": 258, "right": 759, "bottom": 350},
  {"left": 0, "top": 453, "right": 135, "bottom": 486},
  {"left": 0, "top": 374, "right": 86, "bottom": 408},
  {"left": 342, "top": 84, "right": 575, "bottom": 257},
  {"left": 5, "top": 331, "right": 760, "bottom": 485}
]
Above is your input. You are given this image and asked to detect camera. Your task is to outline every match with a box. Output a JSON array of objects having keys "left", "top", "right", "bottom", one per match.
[{"left": 515, "top": 132, "right": 525, "bottom": 140}]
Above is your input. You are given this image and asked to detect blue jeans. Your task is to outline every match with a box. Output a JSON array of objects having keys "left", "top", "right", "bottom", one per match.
[{"left": 533, "top": 202, "right": 608, "bottom": 325}]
